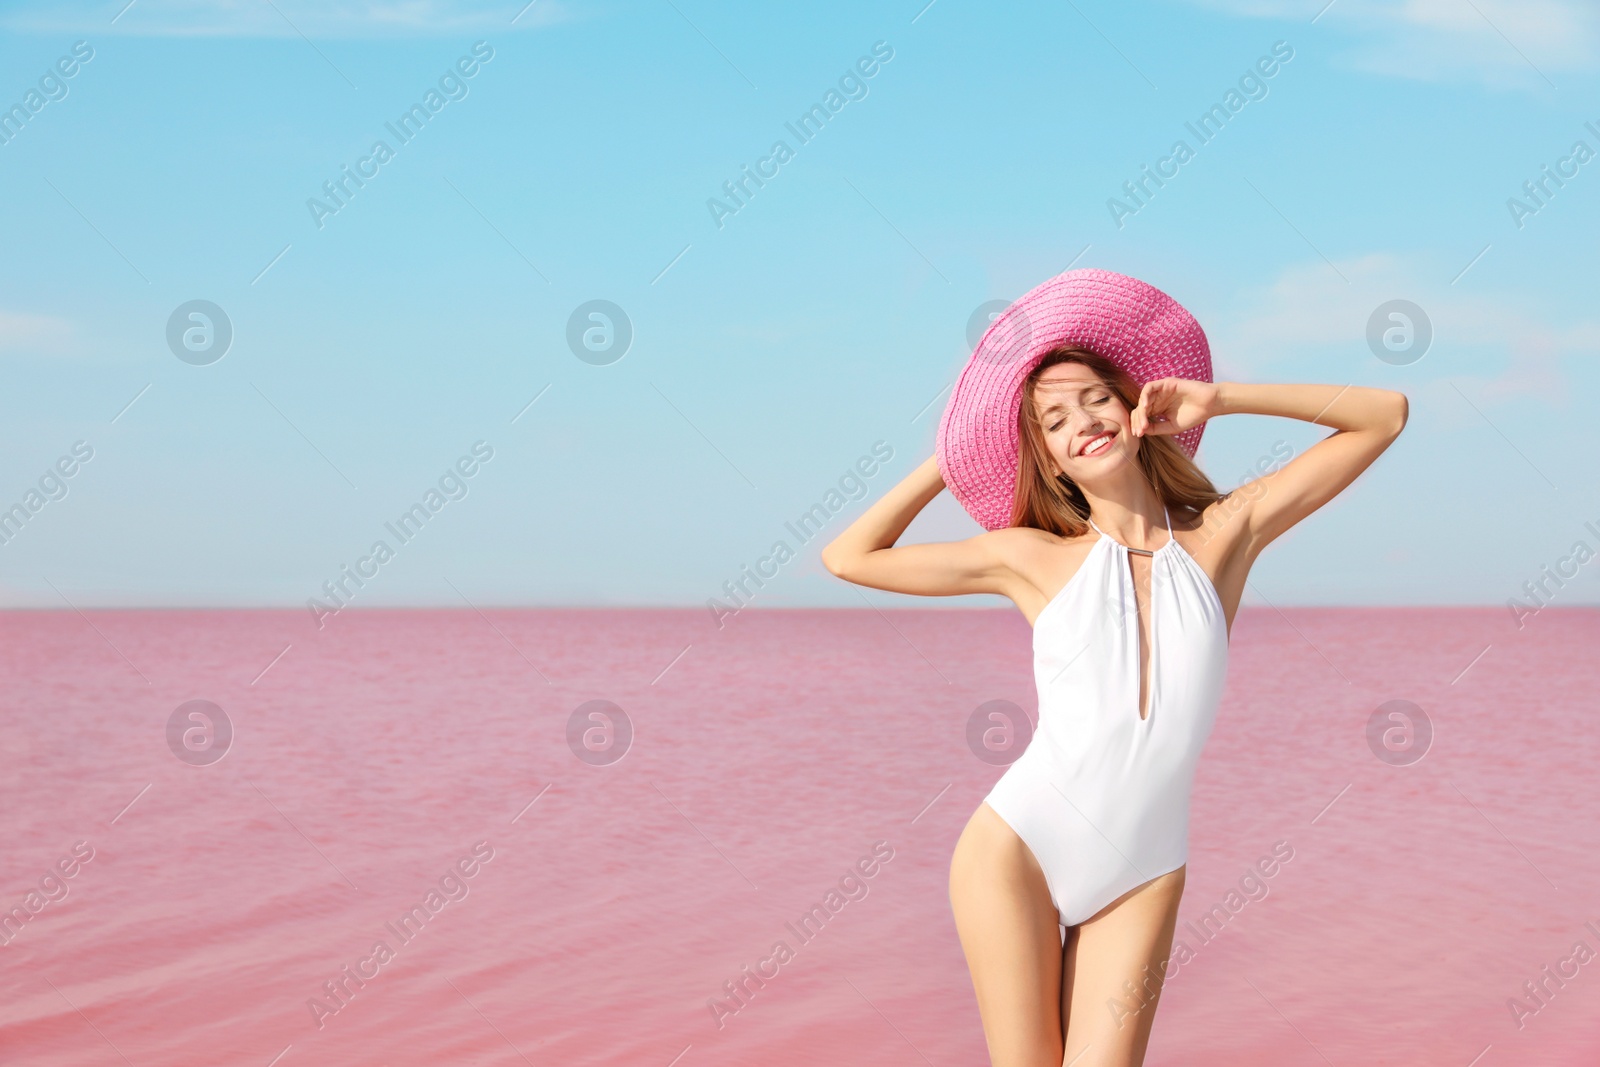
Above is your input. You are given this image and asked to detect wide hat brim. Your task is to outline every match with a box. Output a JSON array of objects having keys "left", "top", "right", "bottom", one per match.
[{"left": 936, "top": 268, "right": 1212, "bottom": 531}]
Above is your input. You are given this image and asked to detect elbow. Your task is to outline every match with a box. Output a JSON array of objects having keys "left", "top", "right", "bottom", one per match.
[
  {"left": 822, "top": 541, "right": 870, "bottom": 583},
  {"left": 1386, "top": 391, "right": 1409, "bottom": 438}
]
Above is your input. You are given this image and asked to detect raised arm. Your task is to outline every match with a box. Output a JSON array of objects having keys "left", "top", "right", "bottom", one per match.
[
  {"left": 820, "top": 454, "right": 1019, "bottom": 599},
  {"left": 1133, "top": 379, "right": 1408, "bottom": 558}
]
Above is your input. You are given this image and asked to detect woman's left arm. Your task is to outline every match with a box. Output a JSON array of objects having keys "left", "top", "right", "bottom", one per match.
[{"left": 1134, "top": 380, "right": 1408, "bottom": 556}]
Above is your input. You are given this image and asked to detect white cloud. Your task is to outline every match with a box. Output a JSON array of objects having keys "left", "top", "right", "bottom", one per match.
[
  {"left": 1210, "top": 251, "right": 1600, "bottom": 407},
  {"left": 0, "top": 0, "right": 576, "bottom": 38},
  {"left": 0, "top": 310, "right": 76, "bottom": 354},
  {"left": 1181, "top": 0, "right": 1597, "bottom": 90}
]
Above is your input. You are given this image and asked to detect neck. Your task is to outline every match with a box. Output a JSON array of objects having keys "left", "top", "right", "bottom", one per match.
[{"left": 1078, "top": 467, "right": 1166, "bottom": 541}]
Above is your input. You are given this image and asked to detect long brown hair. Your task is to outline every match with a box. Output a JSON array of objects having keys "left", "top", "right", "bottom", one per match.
[{"left": 1011, "top": 346, "right": 1223, "bottom": 537}]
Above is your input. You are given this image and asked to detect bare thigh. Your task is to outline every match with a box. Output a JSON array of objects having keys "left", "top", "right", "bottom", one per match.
[
  {"left": 948, "top": 802, "right": 1065, "bottom": 1067},
  {"left": 1060, "top": 866, "right": 1186, "bottom": 1067}
]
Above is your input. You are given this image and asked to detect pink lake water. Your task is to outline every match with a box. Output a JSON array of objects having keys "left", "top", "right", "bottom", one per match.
[{"left": 2, "top": 605, "right": 1598, "bottom": 1066}]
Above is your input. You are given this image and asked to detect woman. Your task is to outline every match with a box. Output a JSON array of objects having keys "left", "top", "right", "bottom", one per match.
[{"left": 820, "top": 269, "right": 1406, "bottom": 1067}]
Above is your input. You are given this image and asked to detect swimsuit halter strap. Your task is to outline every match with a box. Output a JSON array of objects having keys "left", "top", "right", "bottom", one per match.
[{"left": 1087, "top": 504, "right": 1173, "bottom": 551}]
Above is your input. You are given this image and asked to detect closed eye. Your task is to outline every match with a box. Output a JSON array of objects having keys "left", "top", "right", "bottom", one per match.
[{"left": 1047, "top": 395, "right": 1111, "bottom": 432}]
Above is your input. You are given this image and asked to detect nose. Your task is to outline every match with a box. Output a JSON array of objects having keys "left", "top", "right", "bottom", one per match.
[{"left": 1068, "top": 405, "right": 1103, "bottom": 434}]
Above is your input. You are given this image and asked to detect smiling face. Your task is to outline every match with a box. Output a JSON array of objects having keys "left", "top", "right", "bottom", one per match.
[
  {"left": 1029, "top": 360, "right": 1140, "bottom": 483},
  {"left": 1010, "top": 347, "right": 1221, "bottom": 538}
]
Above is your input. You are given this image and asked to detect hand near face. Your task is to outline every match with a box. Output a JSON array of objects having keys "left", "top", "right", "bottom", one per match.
[{"left": 1131, "top": 378, "right": 1218, "bottom": 438}]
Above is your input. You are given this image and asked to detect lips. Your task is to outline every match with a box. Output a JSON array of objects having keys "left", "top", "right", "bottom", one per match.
[{"left": 1078, "top": 430, "right": 1116, "bottom": 458}]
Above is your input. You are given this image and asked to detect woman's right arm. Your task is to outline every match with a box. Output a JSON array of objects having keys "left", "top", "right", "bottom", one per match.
[{"left": 820, "top": 454, "right": 1020, "bottom": 599}]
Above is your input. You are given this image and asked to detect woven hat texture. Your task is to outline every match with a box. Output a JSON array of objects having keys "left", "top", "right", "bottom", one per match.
[{"left": 936, "top": 268, "right": 1212, "bottom": 531}]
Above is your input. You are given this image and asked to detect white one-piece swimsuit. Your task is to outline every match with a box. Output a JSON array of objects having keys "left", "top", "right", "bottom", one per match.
[{"left": 983, "top": 506, "right": 1230, "bottom": 928}]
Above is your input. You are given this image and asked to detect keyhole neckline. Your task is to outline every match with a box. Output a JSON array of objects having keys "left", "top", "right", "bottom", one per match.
[
  {"left": 1086, "top": 505, "right": 1173, "bottom": 557},
  {"left": 1087, "top": 505, "right": 1170, "bottom": 726}
]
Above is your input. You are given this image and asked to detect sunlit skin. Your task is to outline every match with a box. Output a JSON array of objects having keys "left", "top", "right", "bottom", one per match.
[
  {"left": 1033, "top": 363, "right": 1217, "bottom": 526},
  {"left": 821, "top": 368, "right": 1406, "bottom": 1066}
]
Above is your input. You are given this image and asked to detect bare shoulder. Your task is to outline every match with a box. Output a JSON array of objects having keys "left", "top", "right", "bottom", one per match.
[
  {"left": 979, "top": 525, "right": 1101, "bottom": 624},
  {"left": 978, "top": 525, "right": 1081, "bottom": 571}
]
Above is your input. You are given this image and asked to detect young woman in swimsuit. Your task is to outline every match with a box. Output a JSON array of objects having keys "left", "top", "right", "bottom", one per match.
[{"left": 822, "top": 346, "right": 1406, "bottom": 1066}]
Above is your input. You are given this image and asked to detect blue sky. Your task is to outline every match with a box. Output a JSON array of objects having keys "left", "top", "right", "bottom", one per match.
[{"left": 1, "top": 0, "right": 1597, "bottom": 617}]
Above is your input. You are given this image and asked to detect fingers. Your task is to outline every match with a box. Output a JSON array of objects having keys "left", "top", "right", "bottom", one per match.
[
  {"left": 1133, "top": 380, "right": 1168, "bottom": 437},
  {"left": 1133, "top": 382, "right": 1153, "bottom": 436}
]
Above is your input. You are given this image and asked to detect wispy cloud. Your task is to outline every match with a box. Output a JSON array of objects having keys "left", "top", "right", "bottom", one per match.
[
  {"left": 0, "top": 310, "right": 77, "bottom": 355},
  {"left": 1, "top": 0, "right": 575, "bottom": 38},
  {"left": 1181, "top": 0, "right": 1596, "bottom": 90},
  {"left": 1212, "top": 252, "right": 1600, "bottom": 405}
]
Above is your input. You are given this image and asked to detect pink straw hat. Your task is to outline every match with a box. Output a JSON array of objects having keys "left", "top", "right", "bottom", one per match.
[{"left": 936, "top": 268, "right": 1212, "bottom": 531}]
